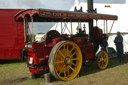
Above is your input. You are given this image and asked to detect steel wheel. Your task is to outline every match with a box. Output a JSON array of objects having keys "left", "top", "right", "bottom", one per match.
[
  {"left": 97, "top": 51, "right": 109, "bottom": 70},
  {"left": 48, "top": 41, "right": 82, "bottom": 81}
]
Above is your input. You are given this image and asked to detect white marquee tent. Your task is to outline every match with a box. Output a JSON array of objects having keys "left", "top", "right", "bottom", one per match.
[{"left": 51, "top": 0, "right": 128, "bottom": 52}]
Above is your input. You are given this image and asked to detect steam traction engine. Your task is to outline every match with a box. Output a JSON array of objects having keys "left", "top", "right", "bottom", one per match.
[{"left": 15, "top": 8, "right": 117, "bottom": 81}]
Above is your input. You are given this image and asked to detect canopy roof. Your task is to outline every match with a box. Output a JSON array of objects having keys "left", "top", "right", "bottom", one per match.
[{"left": 15, "top": 9, "right": 118, "bottom": 22}]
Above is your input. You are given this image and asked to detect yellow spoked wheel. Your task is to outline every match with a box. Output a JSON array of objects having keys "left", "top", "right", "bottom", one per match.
[
  {"left": 48, "top": 41, "right": 82, "bottom": 81},
  {"left": 97, "top": 51, "right": 109, "bottom": 70}
]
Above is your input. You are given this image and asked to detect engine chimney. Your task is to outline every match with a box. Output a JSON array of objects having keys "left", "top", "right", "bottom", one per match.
[{"left": 87, "top": 0, "right": 94, "bottom": 41}]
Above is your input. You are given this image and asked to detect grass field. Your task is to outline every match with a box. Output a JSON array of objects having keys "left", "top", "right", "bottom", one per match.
[{"left": 0, "top": 57, "right": 128, "bottom": 85}]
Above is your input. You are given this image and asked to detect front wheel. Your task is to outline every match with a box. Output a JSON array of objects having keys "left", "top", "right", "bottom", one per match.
[{"left": 96, "top": 51, "right": 109, "bottom": 70}]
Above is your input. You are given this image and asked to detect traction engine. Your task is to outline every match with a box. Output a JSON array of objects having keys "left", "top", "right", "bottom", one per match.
[
  {"left": 15, "top": 2, "right": 117, "bottom": 80},
  {"left": 26, "top": 27, "right": 108, "bottom": 81}
]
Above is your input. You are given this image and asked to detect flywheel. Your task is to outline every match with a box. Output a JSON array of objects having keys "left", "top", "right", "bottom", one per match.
[
  {"left": 48, "top": 41, "right": 82, "bottom": 81},
  {"left": 97, "top": 51, "right": 109, "bottom": 70}
]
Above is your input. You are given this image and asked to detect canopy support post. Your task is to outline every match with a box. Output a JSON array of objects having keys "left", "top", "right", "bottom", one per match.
[
  {"left": 96, "top": 20, "right": 98, "bottom": 26},
  {"left": 106, "top": 20, "right": 108, "bottom": 34},
  {"left": 61, "top": 21, "right": 62, "bottom": 34},
  {"left": 104, "top": 20, "right": 105, "bottom": 33},
  {"left": 64, "top": 22, "right": 70, "bottom": 34},
  {"left": 70, "top": 20, "right": 73, "bottom": 35},
  {"left": 109, "top": 20, "right": 115, "bottom": 34},
  {"left": 24, "top": 18, "right": 26, "bottom": 43},
  {"left": 55, "top": 22, "right": 58, "bottom": 30},
  {"left": 31, "top": 17, "right": 34, "bottom": 42}
]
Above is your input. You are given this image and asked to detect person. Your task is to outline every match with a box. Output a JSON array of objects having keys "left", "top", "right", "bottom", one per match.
[
  {"left": 100, "top": 39, "right": 108, "bottom": 51},
  {"left": 100, "top": 34, "right": 108, "bottom": 52},
  {"left": 114, "top": 31, "right": 124, "bottom": 62}
]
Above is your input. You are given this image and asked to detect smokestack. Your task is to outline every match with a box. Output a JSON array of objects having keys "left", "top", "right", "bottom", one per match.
[
  {"left": 87, "top": 0, "right": 94, "bottom": 13},
  {"left": 87, "top": 0, "right": 94, "bottom": 40}
]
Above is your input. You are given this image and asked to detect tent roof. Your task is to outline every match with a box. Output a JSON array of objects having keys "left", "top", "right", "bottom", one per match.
[{"left": 15, "top": 9, "right": 118, "bottom": 22}]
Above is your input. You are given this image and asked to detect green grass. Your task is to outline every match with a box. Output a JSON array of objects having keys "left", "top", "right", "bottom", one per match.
[
  {"left": 0, "top": 57, "right": 128, "bottom": 85},
  {"left": 0, "top": 61, "right": 45, "bottom": 85}
]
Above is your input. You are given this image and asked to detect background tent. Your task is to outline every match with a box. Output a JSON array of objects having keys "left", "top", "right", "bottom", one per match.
[{"left": 51, "top": 0, "right": 128, "bottom": 52}]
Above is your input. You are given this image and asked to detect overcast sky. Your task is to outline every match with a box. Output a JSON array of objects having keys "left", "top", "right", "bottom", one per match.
[
  {"left": 0, "top": 0, "right": 125, "bottom": 9},
  {"left": 0, "top": 0, "right": 126, "bottom": 34}
]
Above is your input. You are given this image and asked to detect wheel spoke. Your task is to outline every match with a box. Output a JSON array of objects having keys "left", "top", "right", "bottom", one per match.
[
  {"left": 103, "top": 54, "right": 107, "bottom": 62},
  {"left": 98, "top": 59, "right": 105, "bottom": 67},
  {"left": 65, "top": 66, "right": 70, "bottom": 77},
  {"left": 101, "top": 54, "right": 103, "bottom": 58},
  {"left": 103, "top": 58, "right": 106, "bottom": 62},
  {"left": 70, "top": 51, "right": 76, "bottom": 58},
  {"left": 99, "top": 53, "right": 103, "bottom": 58},
  {"left": 64, "top": 69, "right": 66, "bottom": 77},
  {"left": 71, "top": 58, "right": 80, "bottom": 61},
  {"left": 67, "top": 45, "right": 69, "bottom": 56},
  {"left": 103, "top": 54, "right": 106, "bottom": 60},
  {"left": 55, "top": 61, "right": 64, "bottom": 64},
  {"left": 103, "top": 61, "right": 106, "bottom": 66},
  {"left": 100, "top": 62, "right": 103, "bottom": 67},
  {"left": 58, "top": 50, "right": 65, "bottom": 58},
  {"left": 103, "top": 54, "right": 105, "bottom": 58},
  {"left": 67, "top": 70, "right": 70, "bottom": 77},
  {"left": 59, "top": 65, "right": 65, "bottom": 75},
  {"left": 69, "top": 66, "right": 75, "bottom": 73},
  {"left": 70, "top": 47, "right": 75, "bottom": 53},
  {"left": 71, "top": 62, "right": 76, "bottom": 66},
  {"left": 101, "top": 61, "right": 105, "bottom": 67}
]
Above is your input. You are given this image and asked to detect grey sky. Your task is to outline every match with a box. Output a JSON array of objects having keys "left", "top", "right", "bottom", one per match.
[
  {"left": 0, "top": 0, "right": 125, "bottom": 34},
  {"left": 0, "top": 0, "right": 74, "bottom": 10},
  {"left": 0, "top": 0, "right": 125, "bottom": 9}
]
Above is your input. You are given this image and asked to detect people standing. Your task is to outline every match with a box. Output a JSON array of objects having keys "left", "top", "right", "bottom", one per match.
[
  {"left": 100, "top": 39, "right": 108, "bottom": 51},
  {"left": 114, "top": 32, "right": 124, "bottom": 62},
  {"left": 100, "top": 35, "right": 108, "bottom": 52}
]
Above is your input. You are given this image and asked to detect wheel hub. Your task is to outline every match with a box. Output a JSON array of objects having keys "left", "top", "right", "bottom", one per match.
[{"left": 64, "top": 57, "right": 71, "bottom": 65}]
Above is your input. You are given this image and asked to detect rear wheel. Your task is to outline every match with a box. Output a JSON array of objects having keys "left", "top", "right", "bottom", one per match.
[
  {"left": 48, "top": 41, "right": 82, "bottom": 81},
  {"left": 97, "top": 51, "right": 109, "bottom": 70}
]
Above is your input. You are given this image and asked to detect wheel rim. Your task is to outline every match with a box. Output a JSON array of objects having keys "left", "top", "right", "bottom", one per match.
[
  {"left": 97, "top": 51, "right": 109, "bottom": 70},
  {"left": 49, "top": 41, "right": 82, "bottom": 81}
]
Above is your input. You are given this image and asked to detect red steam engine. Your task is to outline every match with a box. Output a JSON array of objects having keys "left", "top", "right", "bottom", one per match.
[{"left": 15, "top": 4, "right": 117, "bottom": 81}]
